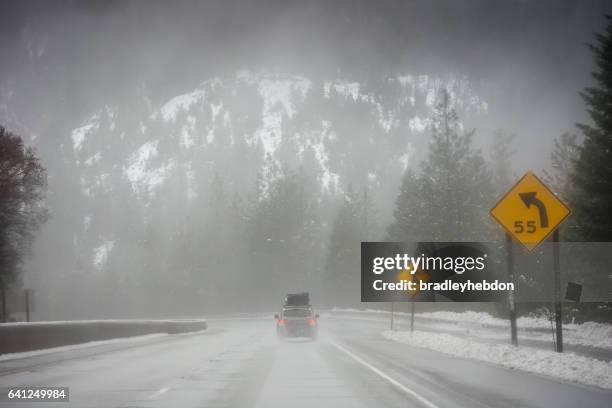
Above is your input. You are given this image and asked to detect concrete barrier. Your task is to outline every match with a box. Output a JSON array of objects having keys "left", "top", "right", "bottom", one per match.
[{"left": 0, "top": 319, "right": 207, "bottom": 354}]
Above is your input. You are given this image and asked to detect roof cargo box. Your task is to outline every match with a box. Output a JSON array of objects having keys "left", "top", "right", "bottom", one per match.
[{"left": 284, "top": 292, "right": 309, "bottom": 306}]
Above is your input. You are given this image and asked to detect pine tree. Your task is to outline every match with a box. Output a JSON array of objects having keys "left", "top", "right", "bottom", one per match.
[
  {"left": 490, "top": 130, "right": 516, "bottom": 193},
  {"left": 0, "top": 127, "right": 47, "bottom": 320},
  {"left": 0, "top": 127, "right": 48, "bottom": 280},
  {"left": 386, "top": 169, "right": 427, "bottom": 241},
  {"left": 247, "top": 168, "right": 322, "bottom": 307},
  {"left": 359, "top": 186, "right": 376, "bottom": 241},
  {"left": 543, "top": 133, "right": 579, "bottom": 202},
  {"left": 387, "top": 89, "right": 493, "bottom": 242},
  {"left": 570, "top": 16, "right": 612, "bottom": 241},
  {"left": 323, "top": 185, "right": 362, "bottom": 306}
]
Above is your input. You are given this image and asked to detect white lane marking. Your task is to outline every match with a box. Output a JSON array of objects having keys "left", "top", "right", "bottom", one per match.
[
  {"left": 149, "top": 387, "right": 169, "bottom": 399},
  {"left": 331, "top": 341, "right": 440, "bottom": 408}
]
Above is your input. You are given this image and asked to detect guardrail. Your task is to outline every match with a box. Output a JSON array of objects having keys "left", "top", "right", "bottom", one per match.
[{"left": 0, "top": 319, "right": 207, "bottom": 354}]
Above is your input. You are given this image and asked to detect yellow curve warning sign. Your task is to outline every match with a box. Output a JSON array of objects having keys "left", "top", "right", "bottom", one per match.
[{"left": 490, "top": 170, "right": 571, "bottom": 251}]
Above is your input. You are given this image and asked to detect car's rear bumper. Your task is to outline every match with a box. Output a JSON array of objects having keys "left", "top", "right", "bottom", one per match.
[{"left": 278, "top": 324, "right": 317, "bottom": 338}]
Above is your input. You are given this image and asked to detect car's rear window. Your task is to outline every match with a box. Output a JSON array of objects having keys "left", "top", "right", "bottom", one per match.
[{"left": 283, "top": 308, "right": 311, "bottom": 317}]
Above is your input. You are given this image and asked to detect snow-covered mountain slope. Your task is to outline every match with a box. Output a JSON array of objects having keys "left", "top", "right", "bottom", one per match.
[
  {"left": 71, "top": 71, "right": 487, "bottom": 202},
  {"left": 11, "top": 70, "right": 490, "bottom": 317}
]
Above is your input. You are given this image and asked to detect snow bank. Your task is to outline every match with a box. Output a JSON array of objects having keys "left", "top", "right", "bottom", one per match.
[
  {"left": 331, "top": 308, "right": 612, "bottom": 349},
  {"left": 0, "top": 318, "right": 207, "bottom": 327},
  {"left": 0, "top": 333, "right": 168, "bottom": 362},
  {"left": 435, "top": 311, "right": 612, "bottom": 349},
  {"left": 0, "top": 319, "right": 208, "bottom": 355},
  {"left": 568, "top": 322, "right": 612, "bottom": 349},
  {"left": 382, "top": 330, "right": 612, "bottom": 389},
  {"left": 399, "top": 310, "right": 551, "bottom": 329}
]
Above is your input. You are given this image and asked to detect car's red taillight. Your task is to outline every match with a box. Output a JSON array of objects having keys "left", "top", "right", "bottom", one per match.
[
  {"left": 278, "top": 319, "right": 285, "bottom": 326},
  {"left": 308, "top": 318, "right": 316, "bottom": 326}
]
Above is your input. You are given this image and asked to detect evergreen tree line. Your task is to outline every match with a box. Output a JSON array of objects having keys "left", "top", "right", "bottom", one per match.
[
  {"left": 322, "top": 17, "right": 612, "bottom": 314},
  {"left": 3, "top": 17, "right": 612, "bottom": 319}
]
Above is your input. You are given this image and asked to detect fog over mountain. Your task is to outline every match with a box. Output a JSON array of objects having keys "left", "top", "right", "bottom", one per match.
[{"left": 0, "top": 0, "right": 610, "bottom": 318}]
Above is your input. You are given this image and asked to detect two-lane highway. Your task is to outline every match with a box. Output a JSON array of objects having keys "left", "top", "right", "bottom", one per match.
[{"left": 0, "top": 316, "right": 610, "bottom": 407}]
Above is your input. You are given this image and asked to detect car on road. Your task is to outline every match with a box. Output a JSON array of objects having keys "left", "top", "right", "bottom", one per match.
[{"left": 275, "top": 300, "right": 319, "bottom": 340}]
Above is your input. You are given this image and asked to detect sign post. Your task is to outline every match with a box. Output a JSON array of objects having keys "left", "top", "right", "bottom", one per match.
[
  {"left": 553, "top": 230, "right": 563, "bottom": 352},
  {"left": 491, "top": 171, "right": 570, "bottom": 349},
  {"left": 505, "top": 233, "right": 518, "bottom": 345}
]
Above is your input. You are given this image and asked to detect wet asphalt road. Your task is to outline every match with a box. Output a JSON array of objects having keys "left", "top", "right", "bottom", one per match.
[{"left": 0, "top": 316, "right": 610, "bottom": 408}]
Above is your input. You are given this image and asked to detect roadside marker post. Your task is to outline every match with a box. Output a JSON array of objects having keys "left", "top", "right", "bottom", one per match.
[
  {"left": 491, "top": 171, "right": 571, "bottom": 350},
  {"left": 25, "top": 289, "right": 31, "bottom": 323},
  {"left": 0, "top": 279, "right": 5, "bottom": 323}
]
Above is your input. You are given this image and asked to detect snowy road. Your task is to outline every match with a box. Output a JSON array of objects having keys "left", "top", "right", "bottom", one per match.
[{"left": 0, "top": 317, "right": 610, "bottom": 408}]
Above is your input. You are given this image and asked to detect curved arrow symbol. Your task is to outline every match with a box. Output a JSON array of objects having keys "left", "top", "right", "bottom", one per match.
[{"left": 519, "top": 192, "right": 548, "bottom": 228}]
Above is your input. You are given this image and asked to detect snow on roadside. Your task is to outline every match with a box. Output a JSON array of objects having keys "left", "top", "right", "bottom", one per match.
[
  {"left": 382, "top": 330, "right": 612, "bottom": 390},
  {"left": 573, "top": 322, "right": 612, "bottom": 349},
  {"left": 0, "top": 327, "right": 210, "bottom": 362},
  {"left": 0, "top": 333, "right": 168, "bottom": 362},
  {"left": 0, "top": 318, "right": 207, "bottom": 327},
  {"left": 332, "top": 308, "right": 612, "bottom": 350},
  {"left": 416, "top": 310, "right": 554, "bottom": 329}
]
